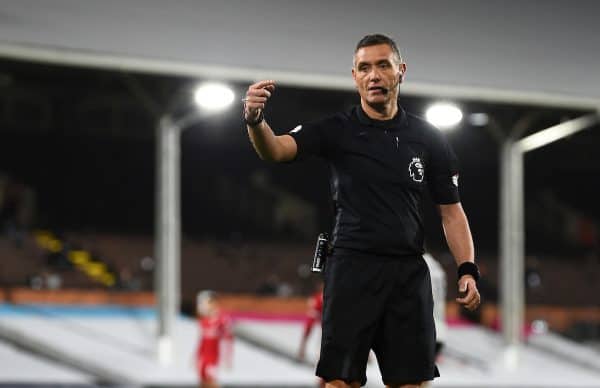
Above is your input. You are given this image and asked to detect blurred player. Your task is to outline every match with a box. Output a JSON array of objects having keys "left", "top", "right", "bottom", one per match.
[
  {"left": 196, "top": 290, "right": 233, "bottom": 388},
  {"left": 298, "top": 282, "right": 324, "bottom": 361},
  {"left": 298, "top": 282, "right": 325, "bottom": 388}
]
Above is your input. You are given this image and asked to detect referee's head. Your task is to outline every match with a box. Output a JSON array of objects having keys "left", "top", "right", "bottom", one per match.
[{"left": 352, "top": 34, "right": 407, "bottom": 107}]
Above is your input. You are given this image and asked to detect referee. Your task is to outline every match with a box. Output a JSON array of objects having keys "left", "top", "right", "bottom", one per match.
[{"left": 243, "top": 34, "right": 480, "bottom": 388}]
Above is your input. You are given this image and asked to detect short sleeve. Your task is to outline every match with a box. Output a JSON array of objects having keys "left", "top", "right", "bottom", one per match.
[
  {"left": 287, "top": 116, "right": 338, "bottom": 160},
  {"left": 427, "top": 129, "right": 460, "bottom": 204}
]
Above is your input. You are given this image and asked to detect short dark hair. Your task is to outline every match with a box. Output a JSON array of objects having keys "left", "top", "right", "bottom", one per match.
[{"left": 354, "top": 34, "right": 403, "bottom": 64}]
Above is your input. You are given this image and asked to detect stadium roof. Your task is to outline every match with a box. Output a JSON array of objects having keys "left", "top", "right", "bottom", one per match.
[{"left": 0, "top": 0, "right": 599, "bottom": 109}]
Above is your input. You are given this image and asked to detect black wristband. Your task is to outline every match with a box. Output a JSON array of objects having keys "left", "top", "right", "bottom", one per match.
[
  {"left": 244, "top": 110, "right": 264, "bottom": 126},
  {"left": 457, "top": 261, "right": 480, "bottom": 282}
]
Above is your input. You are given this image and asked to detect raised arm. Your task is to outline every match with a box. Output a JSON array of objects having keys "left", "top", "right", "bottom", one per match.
[{"left": 244, "top": 80, "right": 298, "bottom": 162}]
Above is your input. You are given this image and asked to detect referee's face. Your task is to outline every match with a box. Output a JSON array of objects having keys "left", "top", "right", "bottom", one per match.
[{"left": 352, "top": 44, "right": 403, "bottom": 107}]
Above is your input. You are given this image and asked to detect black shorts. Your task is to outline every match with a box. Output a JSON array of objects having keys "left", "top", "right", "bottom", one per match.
[{"left": 316, "top": 249, "right": 440, "bottom": 386}]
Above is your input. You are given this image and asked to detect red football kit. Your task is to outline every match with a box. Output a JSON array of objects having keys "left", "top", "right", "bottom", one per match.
[
  {"left": 302, "top": 290, "right": 324, "bottom": 339},
  {"left": 196, "top": 313, "right": 232, "bottom": 382}
]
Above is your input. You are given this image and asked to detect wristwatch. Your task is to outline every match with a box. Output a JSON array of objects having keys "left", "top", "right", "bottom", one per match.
[
  {"left": 457, "top": 261, "right": 480, "bottom": 282},
  {"left": 244, "top": 110, "right": 264, "bottom": 126}
]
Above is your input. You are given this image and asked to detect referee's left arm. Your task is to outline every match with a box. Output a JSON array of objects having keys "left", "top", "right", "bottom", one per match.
[
  {"left": 439, "top": 202, "right": 480, "bottom": 311},
  {"left": 439, "top": 202, "right": 474, "bottom": 263}
]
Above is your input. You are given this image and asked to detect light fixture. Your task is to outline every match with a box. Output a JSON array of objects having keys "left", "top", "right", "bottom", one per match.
[
  {"left": 469, "top": 113, "right": 489, "bottom": 127},
  {"left": 425, "top": 102, "right": 463, "bottom": 129},
  {"left": 194, "top": 82, "right": 235, "bottom": 111}
]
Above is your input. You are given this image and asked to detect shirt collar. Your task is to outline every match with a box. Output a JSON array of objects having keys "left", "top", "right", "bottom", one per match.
[{"left": 355, "top": 101, "right": 408, "bottom": 131}]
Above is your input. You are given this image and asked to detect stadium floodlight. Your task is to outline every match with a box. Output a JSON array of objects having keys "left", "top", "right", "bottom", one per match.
[
  {"left": 468, "top": 112, "right": 490, "bottom": 127},
  {"left": 425, "top": 102, "right": 463, "bottom": 129},
  {"left": 194, "top": 82, "right": 235, "bottom": 111}
]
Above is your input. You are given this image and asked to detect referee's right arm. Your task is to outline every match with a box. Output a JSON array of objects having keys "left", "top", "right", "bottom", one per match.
[{"left": 244, "top": 80, "right": 298, "bottom": 162}]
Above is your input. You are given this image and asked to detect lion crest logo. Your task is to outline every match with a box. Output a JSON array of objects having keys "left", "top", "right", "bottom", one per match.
[{"left": 409, "top": 157, "right": 424, "bottom": 183}]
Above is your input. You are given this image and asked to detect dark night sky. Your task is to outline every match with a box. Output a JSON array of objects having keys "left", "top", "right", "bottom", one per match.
[{"left": 0, "top": 59, "right": 598, "bottom": 258}]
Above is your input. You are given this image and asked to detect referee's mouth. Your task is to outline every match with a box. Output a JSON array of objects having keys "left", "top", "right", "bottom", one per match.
[{"left": 368, "top": 86, "right": 388, "bottom": 95}]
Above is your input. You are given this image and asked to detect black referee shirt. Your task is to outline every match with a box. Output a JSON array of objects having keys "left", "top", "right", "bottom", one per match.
[{"left": 288, "top": 104, "right": 460, "bottom": 257}]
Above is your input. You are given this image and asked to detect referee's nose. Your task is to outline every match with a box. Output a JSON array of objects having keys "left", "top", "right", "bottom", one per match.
[{"left": 368, "top": 67, "right": 382, "bottom": 83}]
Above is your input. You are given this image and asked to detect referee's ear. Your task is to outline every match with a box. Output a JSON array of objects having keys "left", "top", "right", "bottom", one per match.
[{"left": 398, "top": 62, "right": 407, "bottom": 83}]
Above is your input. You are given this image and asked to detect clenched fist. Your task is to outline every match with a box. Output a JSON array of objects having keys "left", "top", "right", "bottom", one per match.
[
  {"left": 456, "top": 275, "right": 481, "bottom": 311},
  {"left": 243, "top": 80, "right": 275, "bottom": 125}
]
